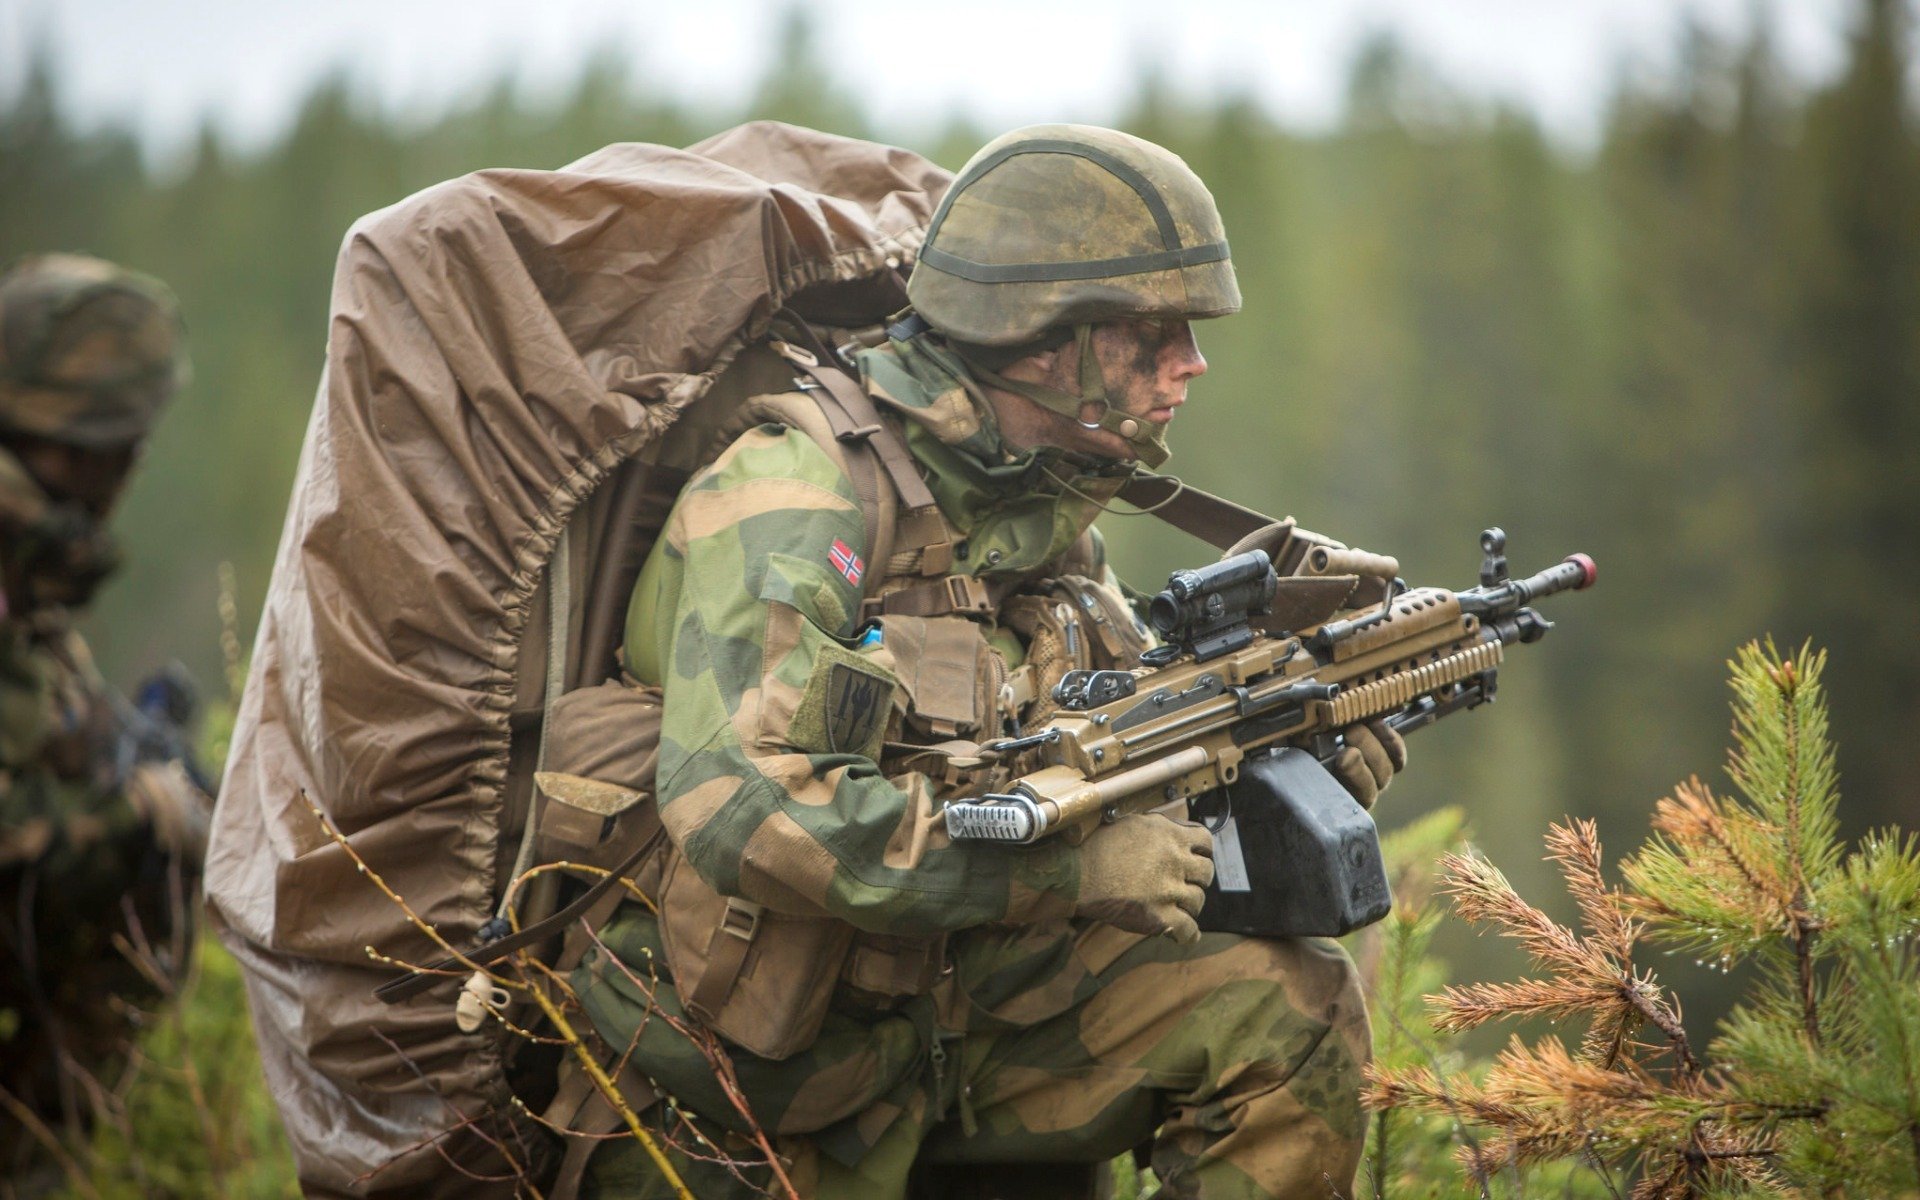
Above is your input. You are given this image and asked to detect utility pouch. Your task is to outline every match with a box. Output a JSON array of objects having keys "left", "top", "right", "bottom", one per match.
[
  {"left": 534, "top": 681, "right": 666, "bottom": 872},
  {"left": 870, "top": 614, "right": 1000, "bottom": 740},
  {"left": 1051, "top": 574, "right": 1150, "bottom": 667},
  {"left": 657, "top": 846, "right": 855, "bottom": 1061},
  {"left": 842, "top": 930, "right": 948, "bottom": 1002},
  {"left": 1003, "top": 575, "right": 1147, "bottom": 730}
]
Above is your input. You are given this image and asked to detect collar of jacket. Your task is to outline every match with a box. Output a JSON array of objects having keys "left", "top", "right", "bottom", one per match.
[{"left": 852, "top": 337, "right": 1131, "bottom": 578}]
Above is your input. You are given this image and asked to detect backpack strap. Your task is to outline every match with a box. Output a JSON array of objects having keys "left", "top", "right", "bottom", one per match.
[
  {"left": 543, "top": 1054, "right": 661, "bottom": 1200},
  {"left": 374, "top": 832, "right": 657, "bottom": 1005},
  {"left": 769, "top": 340, "right": 955, "bottom": 583}
]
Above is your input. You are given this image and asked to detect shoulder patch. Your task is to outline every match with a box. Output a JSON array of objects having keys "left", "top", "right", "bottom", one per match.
[{"left": 788, "top": 642, "right": 895, "bottom": 761}]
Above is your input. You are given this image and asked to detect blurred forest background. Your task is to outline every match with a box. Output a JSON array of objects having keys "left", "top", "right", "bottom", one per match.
[{"left": 3, "top": 0, "right": 1916, "bottom": 1031}]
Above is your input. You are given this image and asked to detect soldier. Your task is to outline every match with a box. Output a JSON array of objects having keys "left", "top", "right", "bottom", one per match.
[
  {"left": 0, "top": 254, "right": 209, "bottom": 1188},
  {"left": 565, "top": 126, "right": 1406, "bottom": 1198}
]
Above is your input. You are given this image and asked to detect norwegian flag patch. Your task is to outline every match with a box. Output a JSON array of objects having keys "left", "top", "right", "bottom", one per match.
[{"left": 829, "top": 538, "right": 865, "bottom": 586}]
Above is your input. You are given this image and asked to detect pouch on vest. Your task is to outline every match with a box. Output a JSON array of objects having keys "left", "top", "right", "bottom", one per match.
[
  {"left": 657, "top": 845, "right": 856, "bottom": 1061},
  {"left": 523, "top": 679, "right": 672, "bottom": 991},
  {"left": 532, "top": 680, "right": 667, "bottom": 873},
  {"left": 869, "top": 613, "right": 1002, "bottom": 741},
  {"left": 842, "top": 930, "right": 948, "bottom": 1003},
  {"left": 1053, "top": 574, "right": 1151, "bottom": 667}
]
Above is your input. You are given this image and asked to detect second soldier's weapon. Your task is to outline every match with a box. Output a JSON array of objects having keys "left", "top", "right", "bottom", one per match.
[{"left": 944, "top": 529, "right": 1595, "bottom": 937}]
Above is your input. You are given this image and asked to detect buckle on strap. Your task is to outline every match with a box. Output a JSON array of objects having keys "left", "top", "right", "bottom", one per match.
[
  {"left": 768, "top": 339, "right": 819, "bottom": 367},
  {"left": 864, "top": 574, "right": 999, "bottom": 619},
  {"left": 720, "top": 897, "right": 764, "bottom": 942},
  {"left": 946, "top": 575, "right": 994, "bottom": 615}
]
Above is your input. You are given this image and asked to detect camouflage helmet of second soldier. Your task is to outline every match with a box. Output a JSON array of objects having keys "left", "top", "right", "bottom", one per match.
[
  {"left": 906, "top": 125, "right": 1239, "bottom": 466},
  {"left": 0, "top": 253, "right": 187, "bottom": 450}
]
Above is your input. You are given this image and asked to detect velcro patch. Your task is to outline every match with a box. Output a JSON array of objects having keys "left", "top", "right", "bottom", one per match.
[
  {"left": 788, "top": 643, "right": 895, "bottom": 761},
  {"left": 825, "top": 663, "right": 889, "bottom": 755}
]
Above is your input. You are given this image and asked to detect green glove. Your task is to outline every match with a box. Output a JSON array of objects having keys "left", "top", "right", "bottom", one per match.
[
  {"left": 1075, "top": 813, "right": 1215, "bottom": 944},
  {"left": 1330, "top": 719, "right": 1408, "bottom": 810}
]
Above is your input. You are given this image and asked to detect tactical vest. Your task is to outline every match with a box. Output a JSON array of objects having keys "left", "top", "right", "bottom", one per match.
[{"left": 546, "top": 337, "right": 1158, "bottom": 1065}]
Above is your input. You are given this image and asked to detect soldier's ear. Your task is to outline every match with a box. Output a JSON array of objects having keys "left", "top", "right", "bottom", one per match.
[{"left": 1005, "top": 341, "right": 1070, "bottom": 386}]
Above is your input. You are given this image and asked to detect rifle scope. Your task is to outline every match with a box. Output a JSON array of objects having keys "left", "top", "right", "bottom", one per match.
[{"left": 1149, "top": 550, "right": 1277, "bottom": 661}]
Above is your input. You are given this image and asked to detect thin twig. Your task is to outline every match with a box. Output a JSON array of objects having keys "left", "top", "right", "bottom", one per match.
[
  {"left": 364, "top": 1029, "right": 539, "bottom": 1192},
  {"left": 302, "top": 792, "right": 512, "bottom": 983},
  {"left": 515, "top": 949, "right": 695, "bottom": 1200},
  {"left": 1373, "top": 1003, "right": 1495, "bottom": 1200},
  {"left": 0, "top": 1082, "right": 102, "bottom": 1200},
  {"left": 1615, "top": 972, "right": 1702, "bottom": 1083},
  {"left": 578, "top": 925, "right": 802, "bottom": 1200},
  {"left": 114, "top": 902, "right": 233, "bottom": 1193},
  {"left": 1793, "top": 915, "right": 1823, "bottom": 1047}
]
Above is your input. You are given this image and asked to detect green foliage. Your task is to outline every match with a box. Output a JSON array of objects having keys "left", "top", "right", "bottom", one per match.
[
  {"left": 66, "top": 939, "right": 298, "bottom": 1200},
  {"left": 1370, "top": 640, "right": 1920, "bottom": 1197},
  {"left": 1349, "top": 807, "right": 1478, "bottom": 1198},
  {"left": 1622, "top": 642, "right": 1840, "bottom": 968},
  {"left": 1351, "top": 810, "right": 1621, "bottom": 1198}
]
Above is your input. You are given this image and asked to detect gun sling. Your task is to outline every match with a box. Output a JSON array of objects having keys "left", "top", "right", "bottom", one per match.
[{"left": 1115, "top": 473, "right": 1278, "bottom": 551}]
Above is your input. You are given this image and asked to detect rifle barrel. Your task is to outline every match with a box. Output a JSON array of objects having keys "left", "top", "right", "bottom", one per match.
[{"left": 1460, "top": 553, "right": 1596, "bottom": 615}]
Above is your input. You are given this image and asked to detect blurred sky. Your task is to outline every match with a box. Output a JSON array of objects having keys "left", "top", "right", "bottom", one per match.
[{"left": 1, "top": 0, "right": 1863, "bottom": 158}]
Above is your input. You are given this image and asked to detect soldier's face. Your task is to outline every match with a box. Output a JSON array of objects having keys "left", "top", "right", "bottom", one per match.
[
  {"left": 992, "top": 318, "right": 1208, "bottom": 462},
  {"left": 4, "top": 434, "right": 138, "bottom": 518},
  {"left": 1089, "top": 318, "right": 1207, "bottom": 430},
  {"left": 1061, "top": 318, "right": 1207, "bottom": 461}
]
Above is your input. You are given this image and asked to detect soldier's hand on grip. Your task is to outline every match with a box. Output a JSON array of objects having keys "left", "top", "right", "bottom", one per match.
[
  {"left": 1075, "top": 813, "right": 1215, "bottom": 944},
  {"left": 1330, "top": 719, "right": 1407, "bottom": 810}
]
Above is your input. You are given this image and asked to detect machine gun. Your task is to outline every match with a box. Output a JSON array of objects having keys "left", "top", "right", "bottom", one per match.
[{"left": 943, "top": 529, "right": 1595, "bottom": 937}]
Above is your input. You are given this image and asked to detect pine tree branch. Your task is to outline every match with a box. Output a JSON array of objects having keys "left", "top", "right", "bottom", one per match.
[
  {"left": 1652, "top": 781, "right": 1792, "bottom": 915},
  {"left": 1547, "top": 819, "right": 1638, "bottom": 961},
  {"left": 1793, "top": 915, "right": 1822, "bottom": 1047},
  {"left": 1367, "top": 1104, "right": 1391, "bottom": 1200},
  {"left": 1617, "top": 970, "right": 1703, "bottom": 1084}
]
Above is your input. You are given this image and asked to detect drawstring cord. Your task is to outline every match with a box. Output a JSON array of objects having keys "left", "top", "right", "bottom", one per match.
[{"left": 1040, "top": 462, "right": 1186, "bottom": 519}]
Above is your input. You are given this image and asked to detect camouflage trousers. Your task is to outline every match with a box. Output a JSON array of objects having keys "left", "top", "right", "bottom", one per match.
[{"left": 575, "top": 909, "right": 1370, "bottom": 1199}]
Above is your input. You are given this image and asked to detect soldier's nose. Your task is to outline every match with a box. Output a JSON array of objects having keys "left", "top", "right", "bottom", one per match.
[{"left": 1167, "top": 326, "right": 1206, "bottom": 384}]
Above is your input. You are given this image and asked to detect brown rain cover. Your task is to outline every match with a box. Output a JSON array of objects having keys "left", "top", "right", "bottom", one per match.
[{"left": 205, "top": 122, "right": 950, "bottom": 1196}]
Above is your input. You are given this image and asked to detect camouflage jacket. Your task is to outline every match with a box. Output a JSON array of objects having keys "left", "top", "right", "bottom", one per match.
[
  {"left": 622, "top": 332, "right": 1146, "bottom": 937},
  {"left": 0, "top": 610, "right": 207, "bottom": 1149},
  {"left": 4, "top": 620, "right": 135, "bottom": 866},
  {"left": 0, "top": 611, "right": 205, "bottom": 894}
]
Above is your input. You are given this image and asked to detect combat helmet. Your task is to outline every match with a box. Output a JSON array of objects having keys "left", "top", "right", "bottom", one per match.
[
  {"left": 906, "top": 125, "right": 1240, "bottom": 465},
  {"left": 0, "top": 253, "right": 188, "bottom": 450}
]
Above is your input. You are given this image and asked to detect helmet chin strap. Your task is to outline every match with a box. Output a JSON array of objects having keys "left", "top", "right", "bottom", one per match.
[{"left": 956, "top": 324, "right": 1171, "bottom": 468}]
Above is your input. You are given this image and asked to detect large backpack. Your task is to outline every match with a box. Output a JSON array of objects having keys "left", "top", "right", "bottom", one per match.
[{"left": 205, "top": 122, "right": 954, "bottom": 1197}]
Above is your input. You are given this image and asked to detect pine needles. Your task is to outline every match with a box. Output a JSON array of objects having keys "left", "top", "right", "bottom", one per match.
[
  {"left": 1366, "top": 640, "right": 1920, "bottom": 1198},
  {"left": 1349, "top": 807, "right": 1475, "bottom": 1199}
]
